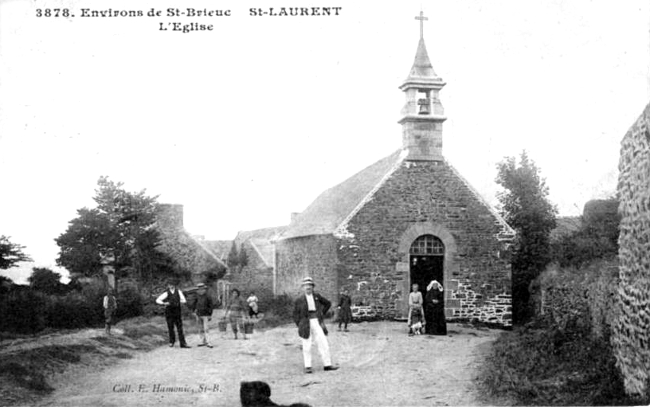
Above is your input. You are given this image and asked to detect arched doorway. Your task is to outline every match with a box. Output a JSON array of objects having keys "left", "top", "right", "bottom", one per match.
[{"left": 409, "top": 235, "right": 444, "bottom": 299}]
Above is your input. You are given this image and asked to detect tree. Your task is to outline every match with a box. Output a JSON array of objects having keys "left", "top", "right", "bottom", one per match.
[
  {"left": 496, "top": 151, "right": 557, "bottom": 324},
  {"left": 55, "top": 176, "right": 167, "bottom": 281},
  {"left": 227, "top": 241, "right": 239, "bottom": 273},
  {"left": 0, "top": 235, "right": 31, "bottom": 269},
  {"left": 28, "top": 267, "right": 66, "bottom": 295},
  {"left": 238, "top": 245, "right": 249, "bottom": 274}
]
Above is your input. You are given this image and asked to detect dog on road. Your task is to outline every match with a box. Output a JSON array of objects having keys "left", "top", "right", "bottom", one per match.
[{"left": 240, "top": 381, "right": 311, "bottom": 407}]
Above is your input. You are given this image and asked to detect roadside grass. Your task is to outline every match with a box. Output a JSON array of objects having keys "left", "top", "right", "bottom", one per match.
[
  {"left": 0, "top": 316, "right": 168, "bottom": 406},
  {"left": 120, "top": 315, "right": 168, "bottom": 340},
  {"left": 477, "top": 320, "right": 644, "bottom": 406}
]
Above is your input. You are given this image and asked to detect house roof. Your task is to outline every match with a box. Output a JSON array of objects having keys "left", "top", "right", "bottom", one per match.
[
  {"left": 279, "top": 150, "right": 405, "bottom": 240},
  {"left": 235, "top": 226, "right": 287, "bottom": 243},
  {"left": 199, "top": 240, "right": 233, "bottom": 261},
  {"left": 233, "top": 226, "right": 287, "bottom": 267}
]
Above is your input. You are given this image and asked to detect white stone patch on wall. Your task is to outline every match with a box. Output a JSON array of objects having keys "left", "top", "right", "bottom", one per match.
[{"left": 447, "top": 279, "right": 512, "bottom": 327}]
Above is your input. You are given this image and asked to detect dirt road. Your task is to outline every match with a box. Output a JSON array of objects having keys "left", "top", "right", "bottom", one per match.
[{"left": 35, "top": 319, "right": 500, "bottom": 407}]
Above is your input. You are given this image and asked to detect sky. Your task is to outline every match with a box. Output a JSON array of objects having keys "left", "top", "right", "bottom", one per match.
[{"left": 1, "top": 0, "right": 649, "bottom": 284}]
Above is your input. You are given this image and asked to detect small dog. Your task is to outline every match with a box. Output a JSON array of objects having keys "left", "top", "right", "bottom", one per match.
[
  {"left": 240, "top": 381, "right": 311, "bottom": 407},
  {"left": 411, "top": 321, "right": 423, "bottom": 335}
]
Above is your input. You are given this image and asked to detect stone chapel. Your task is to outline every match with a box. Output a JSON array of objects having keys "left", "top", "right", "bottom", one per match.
[{"left": 227, "top": 15, "right": 516, "bottom": 327}]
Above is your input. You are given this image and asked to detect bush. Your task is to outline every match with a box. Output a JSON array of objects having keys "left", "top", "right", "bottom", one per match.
[
  {"left": 256, "top": 294, "right": 294, "bottom": 330},
  {"left": 0, "top": 289, "right": 48, "bottom": 334},
  {"left": 115, "top": 287, "right": 144, "bottom": 320},
  {"left": 46, "top": 293, "right": 96, "bottom": 329}
]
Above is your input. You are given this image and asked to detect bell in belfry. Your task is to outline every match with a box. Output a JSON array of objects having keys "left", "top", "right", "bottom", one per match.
[{"left": 418, "top": 98, "right": 431, "bottom": 115}]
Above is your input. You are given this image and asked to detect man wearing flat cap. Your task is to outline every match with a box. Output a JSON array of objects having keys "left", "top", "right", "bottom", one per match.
[
  {"left": 293, "top": 276, "right": 338, "bottom": 374},
  {"left": 156, "top": 279, "right": 190, "bottom": 348},
  {"left": 189, "top": 282, "right": 215, "bottom": 348}
]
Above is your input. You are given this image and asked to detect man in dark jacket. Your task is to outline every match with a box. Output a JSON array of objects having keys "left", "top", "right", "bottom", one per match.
[
  {"left": 156, "top": 279, "right": 190, "bottom": 348},
  {"left": 189, "top": 282, "right": 215, "bottom": 348},
  {"left": 293, "top": 277, "right": 339, "bottom": 374}
]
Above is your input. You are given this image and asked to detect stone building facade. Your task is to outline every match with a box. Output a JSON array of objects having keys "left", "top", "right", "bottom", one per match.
[
  {"left": 273, "top": 26, "right": 515, "bottom": 327},
  {"left": 614, "top": 100, "right": 650, "bottom": 397}
]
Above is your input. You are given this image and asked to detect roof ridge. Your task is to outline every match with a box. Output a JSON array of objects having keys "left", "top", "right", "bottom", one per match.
[
  {"left": 247, "top": 239, "right": 271, "bottom": 268},
  {"left": 191, "top": 234, "right": 228, "bottom": 267}
]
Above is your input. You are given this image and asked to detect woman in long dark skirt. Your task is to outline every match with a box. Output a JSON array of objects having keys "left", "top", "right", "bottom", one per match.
[
  {"left": 337, "top": 288, "right": 352, "bottom": 331},
  {"left": 425, "top": 280, "right": 447, "bottom": 335}
]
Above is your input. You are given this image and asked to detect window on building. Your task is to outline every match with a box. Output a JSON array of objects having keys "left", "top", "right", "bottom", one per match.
[{"left": 409, "top": 234, "right": 444, "bottom": 255}]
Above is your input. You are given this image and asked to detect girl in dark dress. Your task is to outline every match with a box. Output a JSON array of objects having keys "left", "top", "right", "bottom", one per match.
[
  {"left": 337, "top": 289, "right": 352, "bottom": 331},
  {"left": 425, "top": 280, "right": 447, "bottom": 335}
]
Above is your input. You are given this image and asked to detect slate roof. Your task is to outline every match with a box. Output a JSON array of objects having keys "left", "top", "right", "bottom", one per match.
[
  {"left": 235, "top": 226, "right": 287, "bottom": 267},
  {"left": 235, "top": 226, "right": 287, "bottom": 243},
  {"left": 200, "top": 240, "right": 233, "bottom": 262},
  {"left": 279, "top": 150, "right": 405, "bottom": 240}
]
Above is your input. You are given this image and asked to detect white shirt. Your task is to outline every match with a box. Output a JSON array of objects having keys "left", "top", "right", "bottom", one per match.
[
  {"left": 103, "top": 295, "right": 116, "bottom": 309},
  {"left": 305, "top": 293, "right": 316, "bottom": 311},
  {"left": 156, "top": 288, "right": 187, "bottom": 304}
]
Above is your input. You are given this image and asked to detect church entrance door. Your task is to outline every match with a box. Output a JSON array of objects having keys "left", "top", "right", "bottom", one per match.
[{"left": 409, "top": 235, "right": 444, "bottom": 299}]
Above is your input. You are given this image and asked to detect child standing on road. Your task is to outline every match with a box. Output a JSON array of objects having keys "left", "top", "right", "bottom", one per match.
[
  {"left": 103, "top": 288, "right": 117, "bottom": 335},
  {"left": 407, "top": 283, "right": 424, "bottom": 336},
  {"left": 246, "top": 291, "right": 259, "bottom": 319}
]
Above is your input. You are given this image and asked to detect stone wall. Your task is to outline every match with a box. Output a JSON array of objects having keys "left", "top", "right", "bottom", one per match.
[
  {"left": 337, "top": 160, "right": 512, "bottom": 325},
  {"left": 614, "top": 101, "right": 650, "bottom": 397},
  {"left": 275, "top": 235, "right": 339, "bottom": 302},
  {"left": 448, "top": 279, "right": 512, "bottom": 327},
  {"left": 221, "top": 240, "right": 274, "bottom": 303}
]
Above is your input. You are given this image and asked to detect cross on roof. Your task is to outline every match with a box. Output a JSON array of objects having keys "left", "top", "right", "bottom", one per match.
[{"left": 415, "top": 10, "right": 428, "bottom": 39}]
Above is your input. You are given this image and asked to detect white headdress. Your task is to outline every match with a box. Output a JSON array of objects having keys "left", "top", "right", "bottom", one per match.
[{"left": 427, "top": 280, "right": 443, "bottom": 292}]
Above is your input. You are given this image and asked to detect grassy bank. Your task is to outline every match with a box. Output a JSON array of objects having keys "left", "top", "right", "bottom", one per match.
[
  {"left": 477, "top": 321, "right": 642, "bottom": 406},
  {"left": 0, "top": 316, "right": 168, "bottom": 406}
]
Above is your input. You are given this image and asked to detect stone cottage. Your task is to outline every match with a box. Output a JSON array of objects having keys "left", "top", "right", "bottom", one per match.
[{"left": 272, "top": 21, "right": 515, "bottom": 327}]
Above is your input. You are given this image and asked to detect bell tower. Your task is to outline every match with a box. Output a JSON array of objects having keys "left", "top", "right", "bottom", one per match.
[{"left": 399, "top": 11, "right": 446, "bottom": 161}]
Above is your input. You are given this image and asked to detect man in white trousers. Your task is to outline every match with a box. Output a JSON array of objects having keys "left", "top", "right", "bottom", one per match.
[{"left": 293, "top": 276, "right": 339, "bottom": 374}]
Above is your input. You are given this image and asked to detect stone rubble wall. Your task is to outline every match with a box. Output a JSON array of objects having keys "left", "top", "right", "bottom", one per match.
[
  {"left": 614, "top": 101, "right": 650, "bottom": 397},
  {"left": 275, "top": 234, "right": 340, "bottom": 303},
  {"left": 448, "top": 279, "right": 512, "bottom": 327}
]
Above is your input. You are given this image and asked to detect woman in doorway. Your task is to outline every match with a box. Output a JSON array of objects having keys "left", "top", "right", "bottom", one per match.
[{"left": 425, "top": 280, "right": 447, "bottom": 335}]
